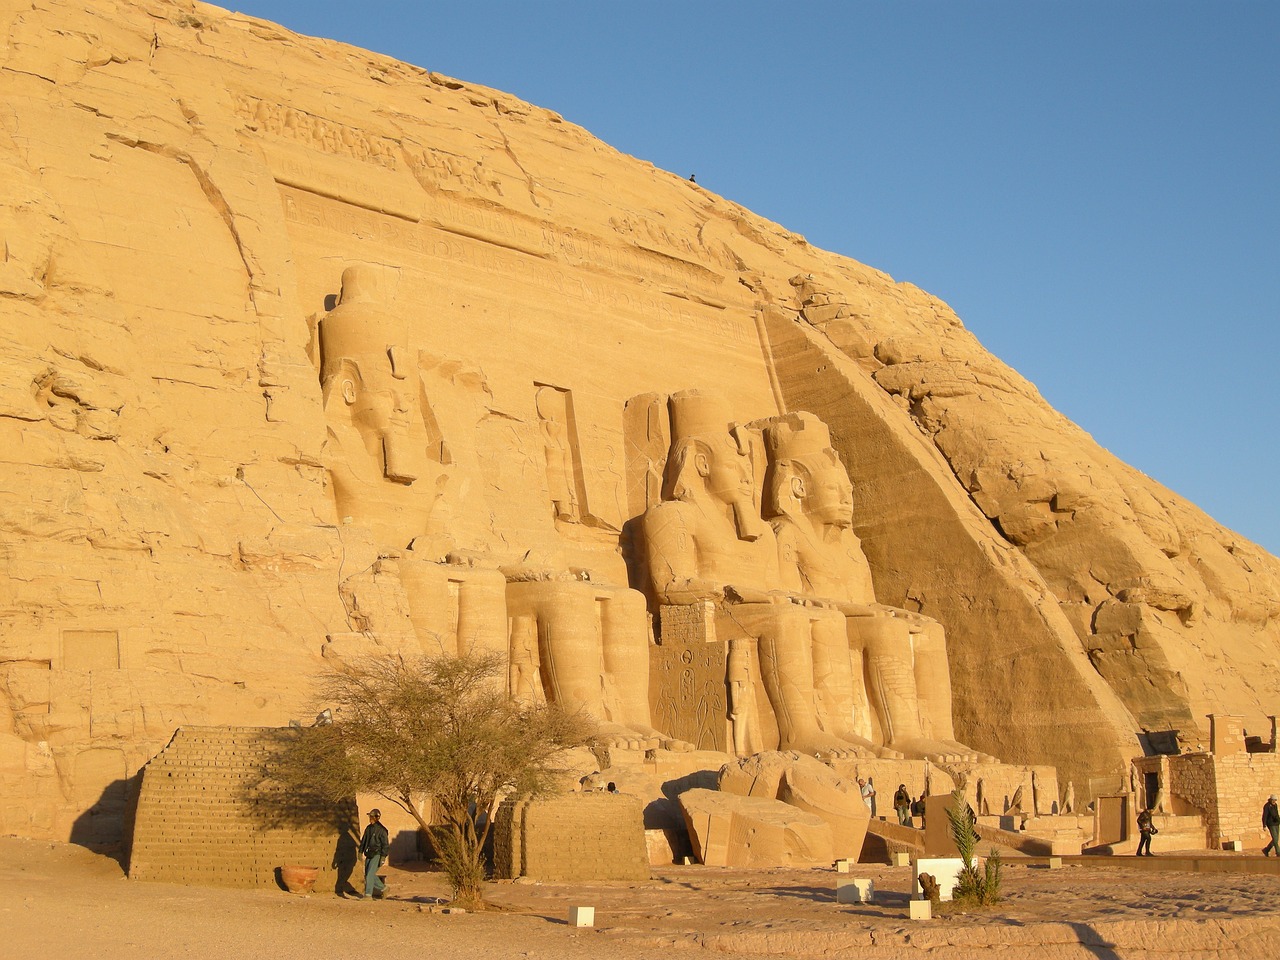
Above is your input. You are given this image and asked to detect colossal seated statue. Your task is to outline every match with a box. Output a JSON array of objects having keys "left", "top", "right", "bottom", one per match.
[
  {"left": 320, "top": 265, "right": 681, "bottom": 751},
  {"left": 319, "top": 264, "right": 508, "bottom": 662},
  {"left": 641, "top": 390, "right": 873, "bottom": 759},
  {"left": 762, "top": 411, "right": 989, "bottom": 763}
]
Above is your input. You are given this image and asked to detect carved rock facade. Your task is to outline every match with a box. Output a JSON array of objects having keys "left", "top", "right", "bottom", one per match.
[{"left": 2, "top": 0, "right": 1278, "bottom": 842}]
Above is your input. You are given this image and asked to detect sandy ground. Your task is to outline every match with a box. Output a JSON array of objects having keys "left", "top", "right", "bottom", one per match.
[{"left": 4, "top": 838, "right": 1280, "bottom": 959}]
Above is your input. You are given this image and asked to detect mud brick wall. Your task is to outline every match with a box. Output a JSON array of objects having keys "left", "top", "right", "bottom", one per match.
[
  {"left": 1166, "top": 753, "right": 1215, "bottom": 818},
  {"left": 1163, "top": 751, "right": 1280, "bottom": 847},
  {"left": 128, "top": 727, "right": 358, "bottom": 890},
  {"left": 493, "top": 793, "right": 648, "bottom": 881},
  {"left": 1209, "top": 752, "right": 1280, "bottom": 847}
]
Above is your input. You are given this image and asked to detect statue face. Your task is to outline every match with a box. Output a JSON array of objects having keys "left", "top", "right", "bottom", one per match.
[
  {"left": 805, "top": 452, "right": 853, "bottom": 528},
  {"left": 701, "top": 434, "right": 754, "bottom": 506},
  {"left": 343, "top": 362, "right": 418, "bottom": 484}
]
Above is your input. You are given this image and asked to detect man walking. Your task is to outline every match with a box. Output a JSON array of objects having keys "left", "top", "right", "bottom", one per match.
[
  {"left": 1136, "top": 806, "right": 1156, "bottom": 857},
  {"left": 358, "top": 808, "right": 390, "bottom": 899},
  {"left": 1262, "top": 795, "right": 1279, "bottom": 856}
]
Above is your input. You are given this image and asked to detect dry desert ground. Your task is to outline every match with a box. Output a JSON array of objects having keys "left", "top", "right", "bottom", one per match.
[{"left": 4, "top": 837, "right": 1280, "bottom": 959}]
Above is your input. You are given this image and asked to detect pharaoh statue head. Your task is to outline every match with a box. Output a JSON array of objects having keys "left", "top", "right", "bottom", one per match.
[
  {"left": 764, "top": 412, "right": 853, "bottom": 530},
  {"left": 663, "top": 390, "right": 764, "bottom": 541},
  {"left": 320, "top": 265, "right": 419, "bottom": 485}
]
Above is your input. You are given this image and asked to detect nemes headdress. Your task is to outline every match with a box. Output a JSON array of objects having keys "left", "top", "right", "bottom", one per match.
[
  {"left": 763, "top": 412, "right": 839, "bottom": 519},
  {"left": 665, "top": 390, "right": 735, "bottom": 502}
]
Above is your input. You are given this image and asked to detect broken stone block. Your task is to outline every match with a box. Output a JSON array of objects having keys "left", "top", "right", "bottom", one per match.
[{"left": 678, "top": 788, "right": 834, "bottom": 867}]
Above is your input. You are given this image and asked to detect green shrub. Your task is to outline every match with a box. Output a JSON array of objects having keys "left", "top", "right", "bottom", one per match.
[{"left": 946, "top": 787, "right": 1002, "bottom": 907}]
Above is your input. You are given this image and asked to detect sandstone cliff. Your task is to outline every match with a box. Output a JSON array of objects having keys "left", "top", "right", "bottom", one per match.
[{"left": 1, "top": 0, "right": 1276, "bottom": 842}]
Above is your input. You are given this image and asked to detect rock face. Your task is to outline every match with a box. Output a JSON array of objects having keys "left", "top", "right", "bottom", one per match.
[{"left": 2, "top": 0, "right": 1279, "bottom": 843}]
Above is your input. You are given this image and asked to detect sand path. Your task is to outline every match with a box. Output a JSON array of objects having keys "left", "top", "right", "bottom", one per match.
[{"left": 4, "top": 838, "right": 1280, "bottom": 959}]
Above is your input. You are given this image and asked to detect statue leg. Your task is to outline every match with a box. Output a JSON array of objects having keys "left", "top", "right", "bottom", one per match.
[
  {"left": 399, "top": 554, "right": 454, "bottom": 655},
  {"left": 598, "top": 587, "right": 692, "bottom": 751},
  {"left": 400, "top": 555, "right": 508, "bottom": 663},
  {"left": 812, "top": 611, "right": 877, "bottom": 753},
  {"left": 860, "top": 616, "right": 924, "bottom": 748},
  {"left": 745, "top": 604, "right": 871, "bottom": 760},
  {"left": 507, "top": 581, "right": 657, "bottom": 750},
  {"left": 858, "top": 616, "right": 980, "bottom": 763},
  {"left": 911, "top": 619, "right": 955, "bottom": 741},
  {"left": 911, "top": 619, "right": 995, "bottom": 761}
]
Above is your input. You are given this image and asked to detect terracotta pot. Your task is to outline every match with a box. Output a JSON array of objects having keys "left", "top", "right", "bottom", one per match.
[{"left": 280, "top": 864, "right": 320, "bottom": 894}]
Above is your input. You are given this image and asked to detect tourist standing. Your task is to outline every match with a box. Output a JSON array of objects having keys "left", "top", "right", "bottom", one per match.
[
  {"left": 358, "top": 808, "right": 390, "bottom": 899},
  {"left": 894, "top": 784, "right": 912, "bottom": 826},
  {"left": 1135, "top": 806, "right": 1156, "bottom": 857},
  {"left": 911, "top": 792, "right": 927, "bottom": 827},
  {"left": 1262, "top": 794, "right": 1280, "bottom": 856},
  {"left": 859, "top": 777, "right": 877, "bottom": 818}
]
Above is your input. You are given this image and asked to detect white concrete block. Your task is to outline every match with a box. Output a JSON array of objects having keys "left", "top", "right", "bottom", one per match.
[
  {"left": 836, "top": 877, "right": 874, "bottom": 904},
  {"left": 1047, "top": 856, "right": 1064, "bottom": 869},
  {"left": 569, "top": 906, "right": 594, "bottom": 927},
  {"left": 834, "top": 858, "right": 851, "bottom": 873},
  {"left": 913, "top": 856, "right": 969, "bottom": 902},
  {"left": 909, "top": 899, "right": 933, "bottom": 920},
  {"left": 1222, "top": 840, "right": 1243, "bottom": 851},
  {"left": 892, "top": 852, "right": 912, "bottom": 867}
]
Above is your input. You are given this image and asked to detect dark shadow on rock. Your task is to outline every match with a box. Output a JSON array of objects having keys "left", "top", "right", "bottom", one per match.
[
  {"left": 70, "top": 770, "right": 142, "bottom": 869},
  {"left": 532, "top": 913, "right": 570, "bottom": 925},
  {"left": 235, "top": 728, "right": 360, "bottom": 894},
  {"left": 1064, "top": 922, "right": 1123, "bottom": 959},
  {"left": 758, "top": 884, "right": 836, "bottom": 903},
  {"left": 332, "top": 825, "right": 360, "bottom": 895},
  {"left": 869, "top": 889, "right": 912, "bottom": 905}
]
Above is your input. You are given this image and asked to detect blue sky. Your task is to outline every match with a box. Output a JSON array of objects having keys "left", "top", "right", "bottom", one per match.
[{"left": 229, "top": 1, "right": 1280, "bottom": 555}]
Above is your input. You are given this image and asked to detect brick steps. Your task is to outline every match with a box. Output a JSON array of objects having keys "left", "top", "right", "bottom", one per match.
[{"left": 128, "top": 726, "right": 358, "bottom": 891}]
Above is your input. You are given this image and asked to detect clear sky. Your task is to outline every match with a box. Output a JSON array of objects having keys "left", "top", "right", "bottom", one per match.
[{"left": 229, "top": 1, "right": 1280, "bottom": 555}]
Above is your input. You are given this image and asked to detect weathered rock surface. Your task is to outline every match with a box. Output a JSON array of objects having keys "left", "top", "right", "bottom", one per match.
[{"left": 2, "top": 0, "right": 1278, "bottom": 842}]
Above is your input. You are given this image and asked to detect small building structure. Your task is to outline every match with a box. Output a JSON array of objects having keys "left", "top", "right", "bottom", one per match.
[{"left": 1131, "top": 714, "right": 1278, "bottom": 850}]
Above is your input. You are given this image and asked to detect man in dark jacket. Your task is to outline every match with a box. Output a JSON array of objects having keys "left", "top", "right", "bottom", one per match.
[
  {"left": 1136, "top": 806, "right": 1155, "bottom": 857},
  {"left": 1262, "top": 795, "right": 1280, "bottom": 856},
  {"left": 358, "top": 808, "right": 390, "bottom": 899},
  {"left": 893, "top": 784, "right": 912, "bottom": 826}
]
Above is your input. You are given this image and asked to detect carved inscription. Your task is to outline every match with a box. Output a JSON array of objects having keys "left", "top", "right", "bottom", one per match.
[
  {"left": 237, "top": 93, "right": 721, "bottom": 292},
  {"left": 234, "top": 93, "right": 400, "bottom": 169}
]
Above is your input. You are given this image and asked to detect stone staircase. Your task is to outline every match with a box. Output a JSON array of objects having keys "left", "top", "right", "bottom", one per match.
[
  {"left": 861, "top": 817, "right": 926, "bottom": 862},
  {"left": 128, "top": 726, "right": 358, "bottom": 891}
]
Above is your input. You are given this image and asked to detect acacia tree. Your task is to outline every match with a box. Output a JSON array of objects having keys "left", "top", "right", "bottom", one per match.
[{"left": 272, "top": 651, "right": 595, "bottom": 907}]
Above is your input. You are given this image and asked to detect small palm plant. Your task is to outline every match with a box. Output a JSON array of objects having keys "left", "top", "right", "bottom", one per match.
[{"left": 946, "top": 787, "right": 1002, "bottom": 906}]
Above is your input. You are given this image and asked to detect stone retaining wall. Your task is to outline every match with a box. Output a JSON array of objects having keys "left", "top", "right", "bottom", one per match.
[
  {"left": 493, "top": 792, "right": 648, "bottom": 881},
  {"left": 128, "top": 726, "right": 357, "bottom": 890}
]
